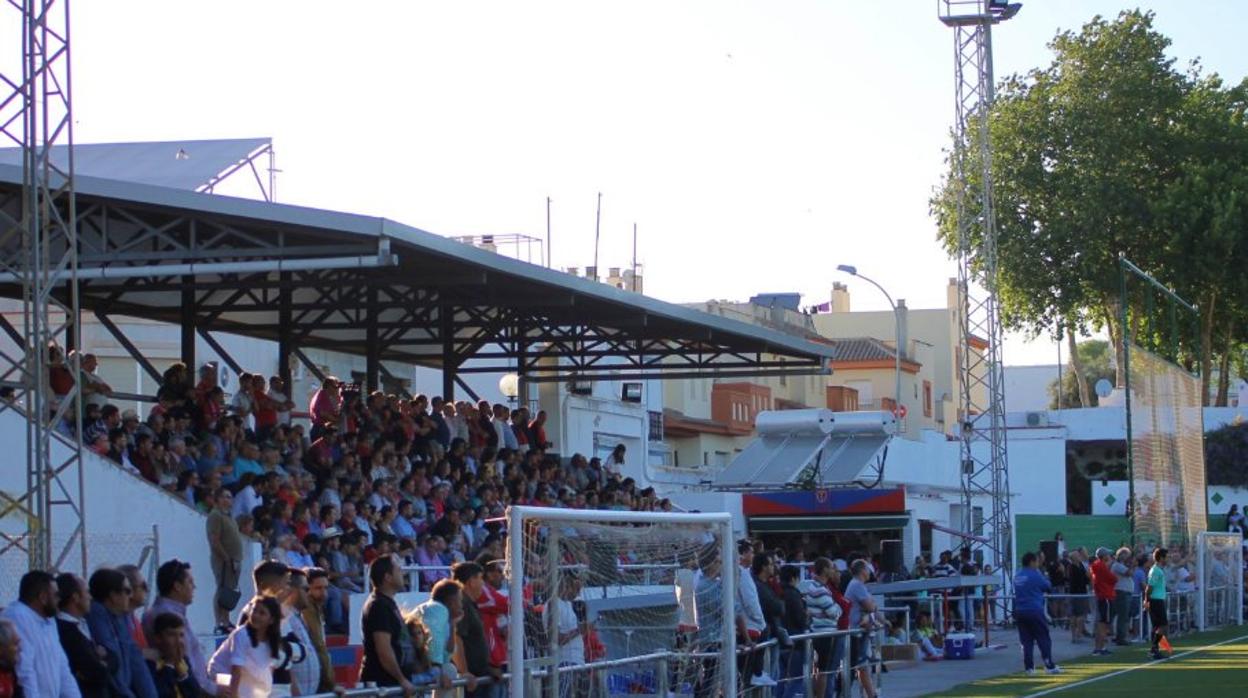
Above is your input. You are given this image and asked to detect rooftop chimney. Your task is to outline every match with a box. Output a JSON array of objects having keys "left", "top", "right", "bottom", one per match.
[{"left": 831, "top": 282, "right": 850, "bottom": 313}]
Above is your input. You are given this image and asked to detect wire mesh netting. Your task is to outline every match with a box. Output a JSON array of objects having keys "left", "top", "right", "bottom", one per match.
[
  {"left": 507, "top": 511, "right": 730, "bottom": 698},
  {"left": 0, "top": 530, "right": 158, "bottom": 602},
  {"left": 1195, "top": 532, "right": 1243, "bottom": 630},
  {"left": 1127, "top": 344, "right": 1207, "bottom": 549}
]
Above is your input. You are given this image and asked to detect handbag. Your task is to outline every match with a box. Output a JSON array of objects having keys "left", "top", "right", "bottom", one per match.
[{"left": 215, "top": 559, "right": 242, "bottom": 611}]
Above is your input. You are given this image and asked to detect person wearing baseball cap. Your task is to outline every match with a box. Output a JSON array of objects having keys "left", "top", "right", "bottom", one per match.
[{"left": 1089, "top": 546, "right": 1117, "bottom": 657}]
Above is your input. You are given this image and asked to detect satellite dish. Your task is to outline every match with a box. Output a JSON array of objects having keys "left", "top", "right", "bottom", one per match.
[{"left": 1095, "top": 379, "right": 1113, "bottom": 399}]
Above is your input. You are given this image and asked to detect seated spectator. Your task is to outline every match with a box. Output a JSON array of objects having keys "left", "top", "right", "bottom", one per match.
[
  {"left": 85, "top": 567, "right": 157, "bottom": 698},
  {"left": 146, "top": 613, "right": 202, "bottom": 698},
  {"left": 55, "top": 572, "right": 112, "bottom": 698},
  {"left": 0, "top": 619, "right": 20, "bottom": 698}
]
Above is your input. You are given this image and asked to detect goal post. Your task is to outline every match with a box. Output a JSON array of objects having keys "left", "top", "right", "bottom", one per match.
[
  {"left": 1195, "top": 531, "right": 1243, "bottom": 632},
  {"left": 505, "top": 505, "right": 737, "bottom": 698}
]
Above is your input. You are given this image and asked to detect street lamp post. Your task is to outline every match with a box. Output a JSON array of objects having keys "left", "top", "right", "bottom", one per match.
[{"left": 836, "top": 265, "right": 903, "bottom": 426}]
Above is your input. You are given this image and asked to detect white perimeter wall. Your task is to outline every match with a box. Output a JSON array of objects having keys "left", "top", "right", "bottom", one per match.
[{"left": 0, "top": 408, "right": 260, "bottom": 637}]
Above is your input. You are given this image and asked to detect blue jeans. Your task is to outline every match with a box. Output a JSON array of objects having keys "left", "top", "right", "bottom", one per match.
[{"left": 777, "top": 646, "right": 807, "bottom": 698}]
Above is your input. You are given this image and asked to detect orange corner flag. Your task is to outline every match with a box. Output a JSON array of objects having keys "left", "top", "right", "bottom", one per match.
[{"left": 1159, "top": 636, "right": 1173, "bottom": 653}]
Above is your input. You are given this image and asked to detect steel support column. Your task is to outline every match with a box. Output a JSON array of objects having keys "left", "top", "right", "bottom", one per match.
[
  {"left": 365, "top": 287, "right": 379, "bottom": 393},
  {"left": 440, "top": 303, "right": 455, "bottom": 401},
  {"left": 180, "top": 278, "right": 196, "bottom": 369},
  {"left": 277, "top": 274, "right": 292, "bottom": 390}
]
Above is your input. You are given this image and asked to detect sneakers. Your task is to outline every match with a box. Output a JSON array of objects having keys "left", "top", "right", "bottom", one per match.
[
  {"left": 1045, "top": 666, "right": 1063, "bottom": 675},
  {"left": 749, "top": 674, "right": 778, "bottom": 687},
  {"left": 1149, "top": 650, "right": 1166, "bottom": 661},
  {"left": 1025, "top": 669, "right": 1035, "bottom": 676}
]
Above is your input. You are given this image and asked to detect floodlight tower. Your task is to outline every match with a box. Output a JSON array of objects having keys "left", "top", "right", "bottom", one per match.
[
  {"left": 938, "top": 0, "right": 1018, "bottom": 580},
  {"left": 0, "top": 0, "right": 84, "bottom": 574}
]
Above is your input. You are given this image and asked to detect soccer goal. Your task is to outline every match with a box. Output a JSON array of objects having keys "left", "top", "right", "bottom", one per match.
[
  {"left": 504, "top": 505, "right": 736, "bottom": 698},
  {"left": 1195, "top": 531, "right": 1243, "bottom": 631}
]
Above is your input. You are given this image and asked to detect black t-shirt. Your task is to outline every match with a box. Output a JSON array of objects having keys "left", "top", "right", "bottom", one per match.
[
  {"left": 458, "top": 596, "right": 490, "bottom": 676},
  {"left": 1068, "top": 562, "right": 1090, "bottom": 594},
  {"left": 360, "top": 593, "right": 408, "bottom": 686}
]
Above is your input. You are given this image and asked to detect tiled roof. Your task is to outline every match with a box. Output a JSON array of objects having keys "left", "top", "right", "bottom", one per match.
[{"left": 831, "top": 337, "right": 899, "bottom": 363}]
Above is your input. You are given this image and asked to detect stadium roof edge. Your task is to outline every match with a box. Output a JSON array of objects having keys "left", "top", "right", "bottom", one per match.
[{"left": 0, "top": 163, "right": 836, "bottom": 381}]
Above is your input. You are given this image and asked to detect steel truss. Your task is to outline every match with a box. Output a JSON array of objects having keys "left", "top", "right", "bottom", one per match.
[
  {"left": 0, "top": 0, "right": 84, "bottom": 574},
  {"left": 0, "top": 183, "right": 830, "bottom": 397},
  {"left": 939, "top": 1, "right": 1013, "bottom": 578}
]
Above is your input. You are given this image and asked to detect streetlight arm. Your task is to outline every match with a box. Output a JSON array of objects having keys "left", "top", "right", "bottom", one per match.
[{"left": 836, "top": 269, "right": 904, "bottom": 421}]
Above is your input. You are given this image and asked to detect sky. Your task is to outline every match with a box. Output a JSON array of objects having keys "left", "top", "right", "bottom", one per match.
[{"left": 40, "top": 1, "right": 1248, "bottom": 366}]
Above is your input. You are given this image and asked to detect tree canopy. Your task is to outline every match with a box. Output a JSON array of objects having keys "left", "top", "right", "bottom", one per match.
[
  {"left": 931, "top": 10, "right": 1248, "bottom": 404},
  {"left": 1048, "top": 340, "right": 1115, "bottom": 409}
]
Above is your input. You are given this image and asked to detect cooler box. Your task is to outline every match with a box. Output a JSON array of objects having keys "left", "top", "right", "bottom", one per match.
[{"left": 944, "top": 633, "right": 976, "bottom": 660}]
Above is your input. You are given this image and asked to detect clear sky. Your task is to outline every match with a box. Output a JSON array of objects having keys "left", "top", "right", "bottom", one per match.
[{"left": 58, "top": 1, "right": 1248, "bottom": 365}]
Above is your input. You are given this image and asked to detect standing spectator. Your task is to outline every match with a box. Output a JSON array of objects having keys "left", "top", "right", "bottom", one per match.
[
  {"left": 54, "top": 573, "right": 111, "bottom": 698},
  {"left": 143, "top": 559, "right": 211, "bottom": 694},
  {"left": 359, "top": 555, "right": 417, "bottom": 696},
  {"left": 268, "top": 377, "right": 294, "bottom": 428},
  {"left": 475, "top": 560, "right": 509, "bottom": 680},
  {"left": 1067, "top": 549, "right": 1091, "bottom": 643},
  {"left": 1226, "top": 503, "right": 1244, "bottom": 534},
  {"left": 1089, "top": 547, "right": 1117, "bottom": 656},
  {"left": 1110, "top": 548, "right": 1135, "bottom": 646},
  {"left": 146, "top": 613, "right": 202, "bottom": 698},
  {"left": 280, "top": 569, "right": 321, "bottom": 697},
  {"left": 778, "top": 565, "right": 808, "bottom": 698},
  {"left": 208, "top": 596, "right": 282, "bottom": 698},
  {"left": 452, "top": 562, "right": 497, "bottom": 697},
  {"left": 117, "top": 566, "right": 152, "bottom": 656},
  {"left": 206, "top": 488, "right": 244, "bottom": 633},
  {"left": 752, "top": 553, "right": 784, "bottom": 685},
  {"left": 0, "top": 619, "right": 21, "bottom": 698},
  {"left": 0, "top": 571, "right": 80, "bottom": 698},
  {"left": 1145, "top": 547, "right": 1171, "bottom": 660},
  {"left": 799, "top": 558, "right": 844, "bottom": 698},
  {"left": 542, "top": 573, "right": 585, "bottom": 698},
  {"left": 735, "top": 541, "right": 769, "bottom": 687},
  {"left": 308, "top": 378, "right": 342, "bottom": 438},
  {"left": 85, "top": 568, "right": 157, "bottom": 698},
  {"left": 302, "top": 569, "right": 337, "bottom": 694},
  {"left": 607, "top": 444, "right": 626, "bottom": 478},
  {"left": 844, "top": 559, "right": 880, "bottom": 698},
  {"left": 1013, "top": 552, "right": 1061, "bottom": 675}
]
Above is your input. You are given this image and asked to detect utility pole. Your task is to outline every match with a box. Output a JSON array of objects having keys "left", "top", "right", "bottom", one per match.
[{"left": 592, "top": 192, "right": 602, "bottom": 281}]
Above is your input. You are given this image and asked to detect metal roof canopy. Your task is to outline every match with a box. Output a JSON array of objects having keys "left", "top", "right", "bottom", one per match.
[
  {"left": 0, "top": 164, "right": 834, "bottom": 392},
  {"left": 0, "top": 138, "right": 275, "bottom": 198}
]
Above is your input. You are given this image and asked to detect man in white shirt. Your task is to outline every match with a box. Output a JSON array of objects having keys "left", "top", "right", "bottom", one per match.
[
  {"left": 231, "top": 473, "right": 264, "bottom": 521},
  {"left": 543, "top": 572, "right": 588, "bottom": 698},
  {"left": 1, "top": 571, "right": 82, "bottom": 698},
  {"left": 268, "top": 376, "right": 294, "bottom": 427}
]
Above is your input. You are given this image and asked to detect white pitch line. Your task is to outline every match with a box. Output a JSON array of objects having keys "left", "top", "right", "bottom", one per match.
[{"left": 1021, "top": 633, "right": 1248, "bottom": 697}]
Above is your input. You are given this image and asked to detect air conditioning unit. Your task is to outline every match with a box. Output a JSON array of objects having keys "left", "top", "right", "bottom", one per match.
[
  {"left": 569, "top": 380, "right": 593, "bottom": 396},
  {"left": 1025, "top": 412, "right": 1049, "bottom": 427}
]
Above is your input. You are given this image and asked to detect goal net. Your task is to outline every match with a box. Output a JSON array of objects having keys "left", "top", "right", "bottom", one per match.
[
  {"left": 1126, "top": 344, "right": 1207, "bottom": 549},
  {"left": 1195, "top": 532, "right": 1243, "bottom": 631},
  {"left": 504, "top": 506, "right": 736, "bottom": 698}
]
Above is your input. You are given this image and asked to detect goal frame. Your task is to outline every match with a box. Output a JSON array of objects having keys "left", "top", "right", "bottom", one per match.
[
  {"left": 505, "top": 505, "right": 737, "bottom": 698},
  {"left": 1195, "top": 531, "right": 1244, "bottom": 631}
]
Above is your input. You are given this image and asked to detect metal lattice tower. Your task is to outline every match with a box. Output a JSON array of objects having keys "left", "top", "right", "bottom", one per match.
[
  {"left": 0, "top": 0, "right": 84, "bottom": 574},
  {"left": 939, "top": 0, "right": 1016, "bottom": 577}
]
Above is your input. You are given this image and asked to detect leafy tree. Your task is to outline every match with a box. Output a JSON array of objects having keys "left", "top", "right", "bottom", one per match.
[
  {"left": 931, "top": 11, "right": 1248, "bottom": 404},
  {"left": 1048, "top": 340, "right": 1115, "bottom": 408},
  {"left": 1205, "top": 419, "right": 1248, "bottom": 487}
]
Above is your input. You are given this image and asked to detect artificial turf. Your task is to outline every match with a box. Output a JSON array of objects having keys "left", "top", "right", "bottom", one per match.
[{"left": 930, "top": 624, "right": 1248, "bottom": 697}]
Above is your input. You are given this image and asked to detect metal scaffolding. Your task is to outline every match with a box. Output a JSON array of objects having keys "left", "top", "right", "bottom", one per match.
[
  {"left": 938, "top": 0, "right": 1016, "bottom": 577},
  {"left": 0, "top": 0, "right": 85, "bottom": 573}
]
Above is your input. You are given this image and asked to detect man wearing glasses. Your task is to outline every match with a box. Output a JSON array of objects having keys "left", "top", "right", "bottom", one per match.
[{"left": 86, "top": 568, "right": 157, "bottom": 698}]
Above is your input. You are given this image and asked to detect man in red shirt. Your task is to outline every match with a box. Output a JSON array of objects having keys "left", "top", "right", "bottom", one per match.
[{"left": 1090, "top": 547, "right": 1117, "bottom": 656}]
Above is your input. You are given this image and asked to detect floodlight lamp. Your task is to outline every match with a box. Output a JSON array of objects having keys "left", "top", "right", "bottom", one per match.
[
  {"left": 499, "top": 373, "right": 520, "bottom": 399},
  {"left": 836, "top": 264, "right": 858, "bottom": 276},
  {"left": 989, "top": 1, "right": 1022, "bottom": 21}
]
